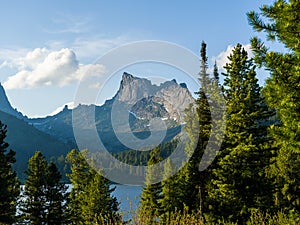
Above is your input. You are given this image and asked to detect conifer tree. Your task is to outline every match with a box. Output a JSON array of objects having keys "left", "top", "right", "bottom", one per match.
[
  {"left": 139, "top": 147, "right": 162, "bottom": 221},
  {"left": 0, "top": 121, "right": 19, "bottom": 225},
  {"left": 66, "top": 149, "right": 119, "bottom": 224},
  {"left": 180, "top": 41, "right": 212, "bottom": 214},
  {"left": 45, "top": 162, "right": 68, "bottom": 225},
  {"left": 248, "top": 0, "right": 300, "bottom": 213},
  {"left": 21, "top": 151, "right": 48, "bottom": 225},
  {"left": 66, "top": 149, "right": 91, "bottom": 224},
  {"left": 81, "top": 171, "right": 119, "bottom": 224},
  {"left": 21, "top": 151, "right": 68, "bottom": 225},
  {"left": 207, "top": 44, "right": 273, "bottom": 223},
  {"left": 213, "top": 61, "right": 219, "bottom": 82},
  {"left": 159, "top": 158, "right": 182, "bottom": 223}
]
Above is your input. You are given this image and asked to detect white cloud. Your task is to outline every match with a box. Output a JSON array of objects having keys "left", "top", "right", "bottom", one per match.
[
  {"left": 0, "top": 48, "right": 30, "bottom": 69},
  {"left": 20, "top": 48, "right": 48, "bottom": 69},
  {"left": 3, "top": 48, "right": 106, "bottom": 90},
  {"left": 212, "top": 43, "right": 253, "bottom": 71},
  {"left": 45, "top": 35, "right": 132, "bottom": 62}
]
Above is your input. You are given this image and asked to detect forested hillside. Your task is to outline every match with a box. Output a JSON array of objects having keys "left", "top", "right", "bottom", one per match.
[{"left": 0, "top": 0, "right": 299, "bottom": 224}]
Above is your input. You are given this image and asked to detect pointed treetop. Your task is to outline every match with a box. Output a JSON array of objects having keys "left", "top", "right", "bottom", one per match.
[
  {"left": 213, "top": 61, "right": 219, "bottom": 81},
  {"left": 201, "top": 41, "right": 207, "bottom": 62}
]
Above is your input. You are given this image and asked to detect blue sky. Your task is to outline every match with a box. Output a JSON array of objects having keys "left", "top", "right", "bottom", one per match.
[{"left": 0, "top": 0, "right": 274, "bottom": 117}]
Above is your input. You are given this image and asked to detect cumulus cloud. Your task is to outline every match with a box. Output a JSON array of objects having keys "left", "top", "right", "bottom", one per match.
[
  {"left": 3, "top": 48, "right": 106, "bottom": 89},
  {"left": 213, "top": 44, "right": 253, "bottom": 71},
  {"left": 17, "top": 48, "right": 48, "bottom": 69},
  {"left": 0, "top": 48, "right": 30, "bottom": 69}
]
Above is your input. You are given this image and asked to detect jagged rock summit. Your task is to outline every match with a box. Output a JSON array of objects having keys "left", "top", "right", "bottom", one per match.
[
  {"left": 116, "top": 72, "right": 158, "bottom": 104},
  {"left": 0, "top": 72, "right": 195, "bottom": 153},
  {"left": 114, "top": 72, "right": 194, "bottom": 123}
]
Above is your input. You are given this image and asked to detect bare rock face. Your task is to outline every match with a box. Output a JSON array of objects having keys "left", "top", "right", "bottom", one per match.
[
  {"left": 154, "top": 80, "right": 194, "bottom": 123},
  {"left": 131, "top": 97, "right": 169, "bottom": 119},
  {"left": 116, "top": 72, "right": 158, "bottom": 104},
  {"left": 114, "top": 72, "right": 195, "bottom": 124}
]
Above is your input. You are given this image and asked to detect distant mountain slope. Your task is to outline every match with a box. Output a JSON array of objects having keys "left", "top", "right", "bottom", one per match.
[
  {"left": 0, "top": 83, "right": 26, "bottom": 120},
  {"left": 0, "top": 73, "right": 194, "bottom": 180},
  {"left": 0, "top": 110, "right": 71, "bottom": 181},
  {"left": 28, "top": 72, "right": 194, "bottom": 152}
]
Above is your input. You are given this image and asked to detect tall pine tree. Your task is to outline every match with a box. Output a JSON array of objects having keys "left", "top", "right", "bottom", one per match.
[
  {"left": 159, "top": 158, "right": 183, "bottom": 223},
  {"left": 66, "top": 149, "right": 119, "bottom": 224},
  {"left": 0, "top": 121, "right": 19, "bottom": 225},
  {"left": 21, "top": 151, "right": 68, "bottom": 225},
  {"left": 139, "top": 147, "right": 162, "bottom": 222},
  {"left": 45, "top": 162, "right": 68, "bottom": 225},
  {"left": 81, "top": 170, "right": 119, "bottom": 224},
  {"left": 207, "top": 44, "right": 273, "bottom": 223},
  {"left": 66, "top": 149, "right": 91, "bottom": 224},
  {"left": 20, "top": 151, "right": 48, "bottom": 224},
  {"left": 248, "top": 0, "right": 300, "bottom": 213},
  {"left": 179, "top": 41, "right": 212, "bottom": 214}
]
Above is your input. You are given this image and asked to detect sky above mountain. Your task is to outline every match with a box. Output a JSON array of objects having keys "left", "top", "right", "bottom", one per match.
[{"left": 0, "top": 0, "right": 281, "bottom": 118}]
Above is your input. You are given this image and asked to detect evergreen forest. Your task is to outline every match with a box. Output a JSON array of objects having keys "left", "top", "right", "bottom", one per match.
[{"left": 0, "top": 1, "right": 299, "bottom": 224}]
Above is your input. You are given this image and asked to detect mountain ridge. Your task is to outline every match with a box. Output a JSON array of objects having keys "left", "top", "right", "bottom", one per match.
[
  {"left": 113, "top": 72, "right": 194, "bottom": 123},
  {"left": 0, "top": 72, "right": 195, "bottom": 179},
  {"left": 1, "top": 72, "right": 195, "bottom": 153},
  {"left": 0, "top": 110, "right": 71, "bottom": 181},
  {"left": 27, "top": 72, "right": 194, "bottom": 152},
  {"left": 0, "top": 83, "right": 26, "bottom": 120}
]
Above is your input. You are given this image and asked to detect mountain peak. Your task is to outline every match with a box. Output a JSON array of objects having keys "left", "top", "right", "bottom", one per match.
[
  {"left": 116, "top": 72, "right": 156, "bottom": 104},
  {"left": 113, "top": 73, "right": 194, "bottom": 123},
  {"left": 0, "top": 82, "right": 13, "bottom": 110},
  {"left": 121, "top": 72, "right": 141, "bottom": 85},
  {"left": 0, "top": 82, "right": 25, "bottom": 120},
  {"left": 122, "top": 72, "right": 135, "bottom": 81}
]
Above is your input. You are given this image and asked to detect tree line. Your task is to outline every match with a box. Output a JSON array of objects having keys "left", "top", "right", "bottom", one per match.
[
  {"left": 0, "top": 123, "right": 119, "bottom": 225},
  {"left": 0, "top": 1, "right": 299, "bottom": 224},
  {"left": 139, "top": 1, "right": 300, "bottom": 223}
]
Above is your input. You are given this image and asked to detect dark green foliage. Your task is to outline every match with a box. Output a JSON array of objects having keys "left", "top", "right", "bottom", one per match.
[
  {"left": 248, "top": 0, "right": 300, "bottom": 213},
  {"left": 213, "top": 61, "right": 219, "bottom": 82},
  {"left": 66, "top": 149, "right": 91, "bottom": 223},
  {"left": 66, "top": 149, "right": 119, "bottom": 225},
  {"left": 248, "top": 0, "right": 300, "bottom": 52},
  {"left": 0, "top": 121, "right": 20, "bottom": 225},
  {"left": 81, "top": 171, "right": 119, "bottom": 224},
  {"left": 113, "top": 141, "right": 178, "bottom": 166},
  {"left": 207, "top": 44, "right": 274, "bottom": 223},
  {"left": 181, "top": 41, "right": 212, "bottom": 213},
  {"left": 20, "top": 151, "right": 67, "bottom": 225},
  {"left": 0, "top": 110, "right": 71, "bottom": 182},
  {"left": 160, "top": 158, "right": 184, "bottom": 222},
  {"left": 45, "top": 162, "right": 68, "bottom": 225},
  {"left": 140, "top": 147, "right": 163, "bottom": 221},
  {"left": 158, "top": 42, "right": 222, "bottom": 219}
]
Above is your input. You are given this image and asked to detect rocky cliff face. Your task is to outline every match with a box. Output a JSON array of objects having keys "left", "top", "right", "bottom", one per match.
[
  {"left": 116, "top": 72, "right": 158, "bottom": 104},
  {"left": 114, "top": 72, "right": 195, "bottom": 123},
  {"left": 29, "top": 72, "right": 194, "bottom": 150},
  {"left": 0, "top": 83, "right": 25, "bottom": 120}
]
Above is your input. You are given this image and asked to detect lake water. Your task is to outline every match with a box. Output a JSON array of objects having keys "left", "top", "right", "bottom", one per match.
[
  {"left": 21, "top": 184, "right": 142, "bottom": 220},
  {"left": 112, "top": 184, "right": 143, "bottom": 213},
  {"left": 67, "top": 184, "right": 142, "bottom": 214}
]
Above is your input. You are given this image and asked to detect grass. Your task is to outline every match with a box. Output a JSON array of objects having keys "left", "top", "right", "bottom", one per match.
[{"left": 91, "top": 209, "right": 300, "bottom": 225}]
